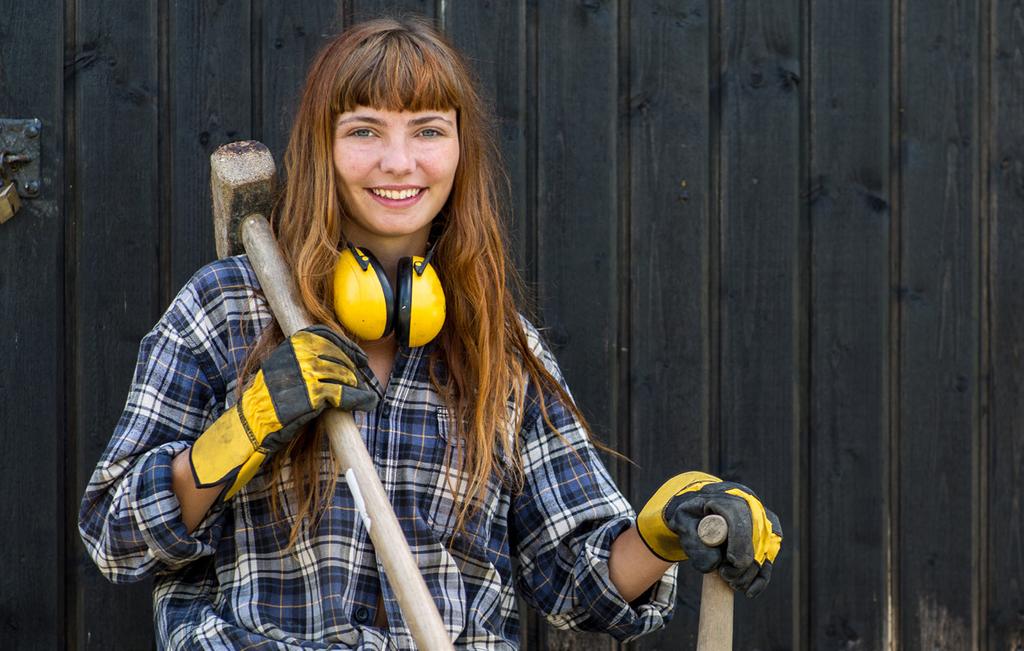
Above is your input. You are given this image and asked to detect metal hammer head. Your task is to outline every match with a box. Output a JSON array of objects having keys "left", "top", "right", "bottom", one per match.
[{"left": 210, "top": 140, "right": 277, "bottom": 259}]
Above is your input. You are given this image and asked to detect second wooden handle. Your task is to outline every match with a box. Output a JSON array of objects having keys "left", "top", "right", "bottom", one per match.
[{"left": 696, "top": 514, "right": 733, "bottom": 651}]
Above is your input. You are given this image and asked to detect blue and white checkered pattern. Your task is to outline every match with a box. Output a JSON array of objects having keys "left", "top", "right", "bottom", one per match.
[{"left": 78, "top": 255, "right": 677, "bottom": 649}]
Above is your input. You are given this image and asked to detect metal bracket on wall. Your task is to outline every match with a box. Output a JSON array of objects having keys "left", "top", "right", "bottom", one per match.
[{"left": 0, "top": 118, "right": 42, "bottom": 198}]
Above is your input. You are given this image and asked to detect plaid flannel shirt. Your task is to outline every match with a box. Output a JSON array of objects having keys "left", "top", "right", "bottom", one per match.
[{"left": 78, "top": 256, "right": 677, "bottom": 649}]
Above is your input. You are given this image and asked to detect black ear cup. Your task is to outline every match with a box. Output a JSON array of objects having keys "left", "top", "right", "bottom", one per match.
[
  {"left": 361, "top": 249, "right": 395, "bottom": 335},
  {"left": 394, "top": 257, "right": 415, "bottom": 347}
]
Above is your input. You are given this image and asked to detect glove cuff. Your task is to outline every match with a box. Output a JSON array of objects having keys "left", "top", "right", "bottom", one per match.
[
  {"left": 636, "top": 471, "right": 721, "bottom": 562},
  {"left": 190, "top": 401, "right": 272, "bottom": 500}
]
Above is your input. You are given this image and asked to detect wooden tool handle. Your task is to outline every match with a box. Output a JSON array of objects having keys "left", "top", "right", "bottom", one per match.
[
  {"left": 241, "top": 214, "right": 453, "bottom": 650},
  {"left": 696, "top": 514, "right": 733, "bottom": 651}
]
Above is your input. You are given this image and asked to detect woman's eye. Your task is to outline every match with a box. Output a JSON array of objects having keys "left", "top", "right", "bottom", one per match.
[
  {"left": 350, "top": 128, "right": 375, "bottom": 138},
  {"left": 419, "top": 128, "right": 442, "bottom": 138}
]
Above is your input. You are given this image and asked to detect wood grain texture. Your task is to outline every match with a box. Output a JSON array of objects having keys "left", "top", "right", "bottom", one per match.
[
  {"left": 167, "top": 0, "right": 252, "bottom": 292},
  {"left": 71, "top": 0, "right": 161, "bottom": 648},
  {"left": 988, "top": 0, "right": 1024, "bottom": 647},
  {"left": 717, "top": 0, "right": 802, "bottom": 648},
  {"left": 535, "top": 1, "right": 619, "bottom": 649},
  {"left": 261, "top": 1, "right": 345, "bottom": 162},
  {"left": 697, "top": 570, "right": 733, "bottom": 651},
  {"left": 809, "top": 0, "right": 892, "bottom": 649},
  {"left": 349, "top": 0, "right": 434, "bottom": 24},
  {"left": 442, "top": 0, "right": 530, "bottom": 272},
  {"left": 0, "top": 0, "right": 63, "bottom": 648},
  {"left": 626, "top": 1, "right": 711, "bottom": 649},
  {"left": 898, "top": 0, "right": 980, "bottom": 649}
]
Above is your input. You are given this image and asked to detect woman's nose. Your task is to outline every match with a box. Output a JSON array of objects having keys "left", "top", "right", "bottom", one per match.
[{"left": 379, "top": 139, "right": 416, "bottom": 176}]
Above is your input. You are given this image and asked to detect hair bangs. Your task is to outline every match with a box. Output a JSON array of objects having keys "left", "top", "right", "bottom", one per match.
[{"left": 335, "top": 30, "right": 462, "bottom": 115}]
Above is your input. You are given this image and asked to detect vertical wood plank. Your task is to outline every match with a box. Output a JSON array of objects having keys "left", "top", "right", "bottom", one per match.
[
  {"left": 261, "top": 1, "right": 344, "bottom": 162},
  {"left": 442, "top": 0, "right": 530, "bottom": 273},
  {"left": 167, "top": 1, "right": 253, "bottom": 292},
  {"left": 0, "top": 1, "right": 64, "bottom": 648},
  {"left": 72, "top": 0, "right": 161, "bottom": 648},
  {"left": 809, "top": 0, "right": 891, "bottom": 648},
  {"left": 898, "top": 0, "right": 980, "bottom": 649},
  {"left": 626, "top": 1, "right": 711, "bottom": 648},
  {"left": 349, "top": 0, "right": 434, "bottom": 24},
  {"left": 988, "top": 0, "right": 1024, "bottom": 647},
  {"left": 717, "top": 0, "right": 803, "bottom": 648},
  {"left": 535, "top": 1, "right": 619, "bottom": 649}
]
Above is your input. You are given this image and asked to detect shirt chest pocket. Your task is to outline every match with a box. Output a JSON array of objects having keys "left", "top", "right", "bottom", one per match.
[{"left": 412, "top": 405, "right": 507, "bottom": 544}]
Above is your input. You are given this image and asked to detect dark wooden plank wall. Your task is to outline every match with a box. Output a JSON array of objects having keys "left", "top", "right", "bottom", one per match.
[
  {"left": 990, "top": 1, "right": 1024, "bottom": 650},
  {"left": 899, "top": 0, "right": 980, "bottom": 648},
  {"left": 627, "top": 2, "right": 711, "bottom": 649},
  {"left": 0, "top": 2, "right": 64, "bottom": 649},
  {"left": 809, "top": 0, "right": 892, "bottom": 649},
  {"left": 1, "top": 0, "right": 1021, "bottom": 649},
  {"left": 717, "top": 1, "right": 802, "bottom": 649}
]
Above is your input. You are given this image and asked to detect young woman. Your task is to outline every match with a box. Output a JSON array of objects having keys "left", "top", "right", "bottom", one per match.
[{"left": 79, "top": 17, "right": 781, "bottom": 650}]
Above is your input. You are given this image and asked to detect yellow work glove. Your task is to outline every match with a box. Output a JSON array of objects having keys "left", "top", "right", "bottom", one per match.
[
  {"left": 636, "top": 471, "right": 783, "bottom": 597},
  {"left": 189, "top": 325, "right": 377, "bottom": 501}
]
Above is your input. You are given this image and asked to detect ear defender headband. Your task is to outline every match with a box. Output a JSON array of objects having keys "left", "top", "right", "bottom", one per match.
[{"left": 332, "top": 241, "right": 446, "bottom": 347}]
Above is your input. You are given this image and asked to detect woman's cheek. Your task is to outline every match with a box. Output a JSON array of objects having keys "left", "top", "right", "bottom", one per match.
[
  {"left": 335, "top": 142, "right": 377, "bottom": 171},
  {"left": 422, "top": 141, "right": 459, "bottom": 167}
]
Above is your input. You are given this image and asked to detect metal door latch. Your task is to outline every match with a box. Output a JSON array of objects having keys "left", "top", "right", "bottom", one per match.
[
  {"left": 0, "top": 118, "right": 42, "bottom": 224},
  {"left": 0, "top": 154, "right": 22, "bottom": 224}
]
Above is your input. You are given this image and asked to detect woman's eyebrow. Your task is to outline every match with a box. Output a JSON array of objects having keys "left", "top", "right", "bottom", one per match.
[
  {"left": 408, "top": 115, "right": 454, "bottom": 126},
  {"left": 336, "top": 115, "right": 453, "bottom": 127},
  {"left": 337, "top": 115, "right": 386, "bottom": 127}
]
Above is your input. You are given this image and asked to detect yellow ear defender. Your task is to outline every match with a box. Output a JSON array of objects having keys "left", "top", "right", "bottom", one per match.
[{"left": 332, "top": 241, "right": 446, "bottom": 347}]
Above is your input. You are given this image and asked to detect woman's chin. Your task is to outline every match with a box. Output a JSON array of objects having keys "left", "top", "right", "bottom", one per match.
[{"left": 344, "top": 218, "right": 435, "bottom": 245}]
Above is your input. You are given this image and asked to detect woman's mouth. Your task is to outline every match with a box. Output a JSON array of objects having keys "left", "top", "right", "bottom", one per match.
[{"left": 366, "top": 187, "right": 425, "bottom": 207}]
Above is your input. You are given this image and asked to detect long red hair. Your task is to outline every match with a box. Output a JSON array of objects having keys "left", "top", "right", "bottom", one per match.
[{"left": 238, "top": 16, "right": 596, "bottom": 546}]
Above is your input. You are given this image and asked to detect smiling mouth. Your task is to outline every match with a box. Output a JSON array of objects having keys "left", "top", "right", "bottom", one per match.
[{"left": 368, "top": 187, "right": 424, "bottom": 200}]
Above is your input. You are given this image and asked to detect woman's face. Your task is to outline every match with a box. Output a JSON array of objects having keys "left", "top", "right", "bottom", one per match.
[{"left": 333, "top": 105, "right": 459, "bottom": 247}]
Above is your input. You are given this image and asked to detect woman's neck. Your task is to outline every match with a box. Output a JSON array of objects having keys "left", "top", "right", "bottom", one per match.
[{"left": 360, "top": 333, "right": 398, "bottom": 385}]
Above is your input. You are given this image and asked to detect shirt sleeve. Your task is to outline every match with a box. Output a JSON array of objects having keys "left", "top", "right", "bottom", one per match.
[
  {"left": 78, "top": 282, "right": 229, "bottom": 584},
  {"left": 510, "top": 321, "right": 677, "bottom": 642}
]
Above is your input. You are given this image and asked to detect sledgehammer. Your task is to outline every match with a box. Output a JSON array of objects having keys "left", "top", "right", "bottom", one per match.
[{"left": 210, "top": 140, "right": 453, "bottom": 650}]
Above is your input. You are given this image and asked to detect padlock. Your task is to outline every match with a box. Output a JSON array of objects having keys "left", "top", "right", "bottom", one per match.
[{"left": 0, "top": 178, "right": 21, "bottom": 224}]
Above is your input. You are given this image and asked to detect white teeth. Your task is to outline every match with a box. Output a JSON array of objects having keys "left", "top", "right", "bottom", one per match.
[{"left": 371, "top": 187, "right": 422, "bottom": 200}]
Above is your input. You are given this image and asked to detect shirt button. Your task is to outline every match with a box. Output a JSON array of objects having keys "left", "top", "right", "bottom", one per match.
[
  {"left": 381, "top": 404, "right": 391, "bottom": 419},
  {"left": 353, "top": 606, "right": 371, "bottom": 624}
]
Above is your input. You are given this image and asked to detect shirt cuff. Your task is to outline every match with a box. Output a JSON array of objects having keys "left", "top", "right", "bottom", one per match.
[
  {"left": 550, "top": 515, "right": 678, "bottom": 642},
  {"left": 127, "top": 442, "right": 224, "bottom": 569}
]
